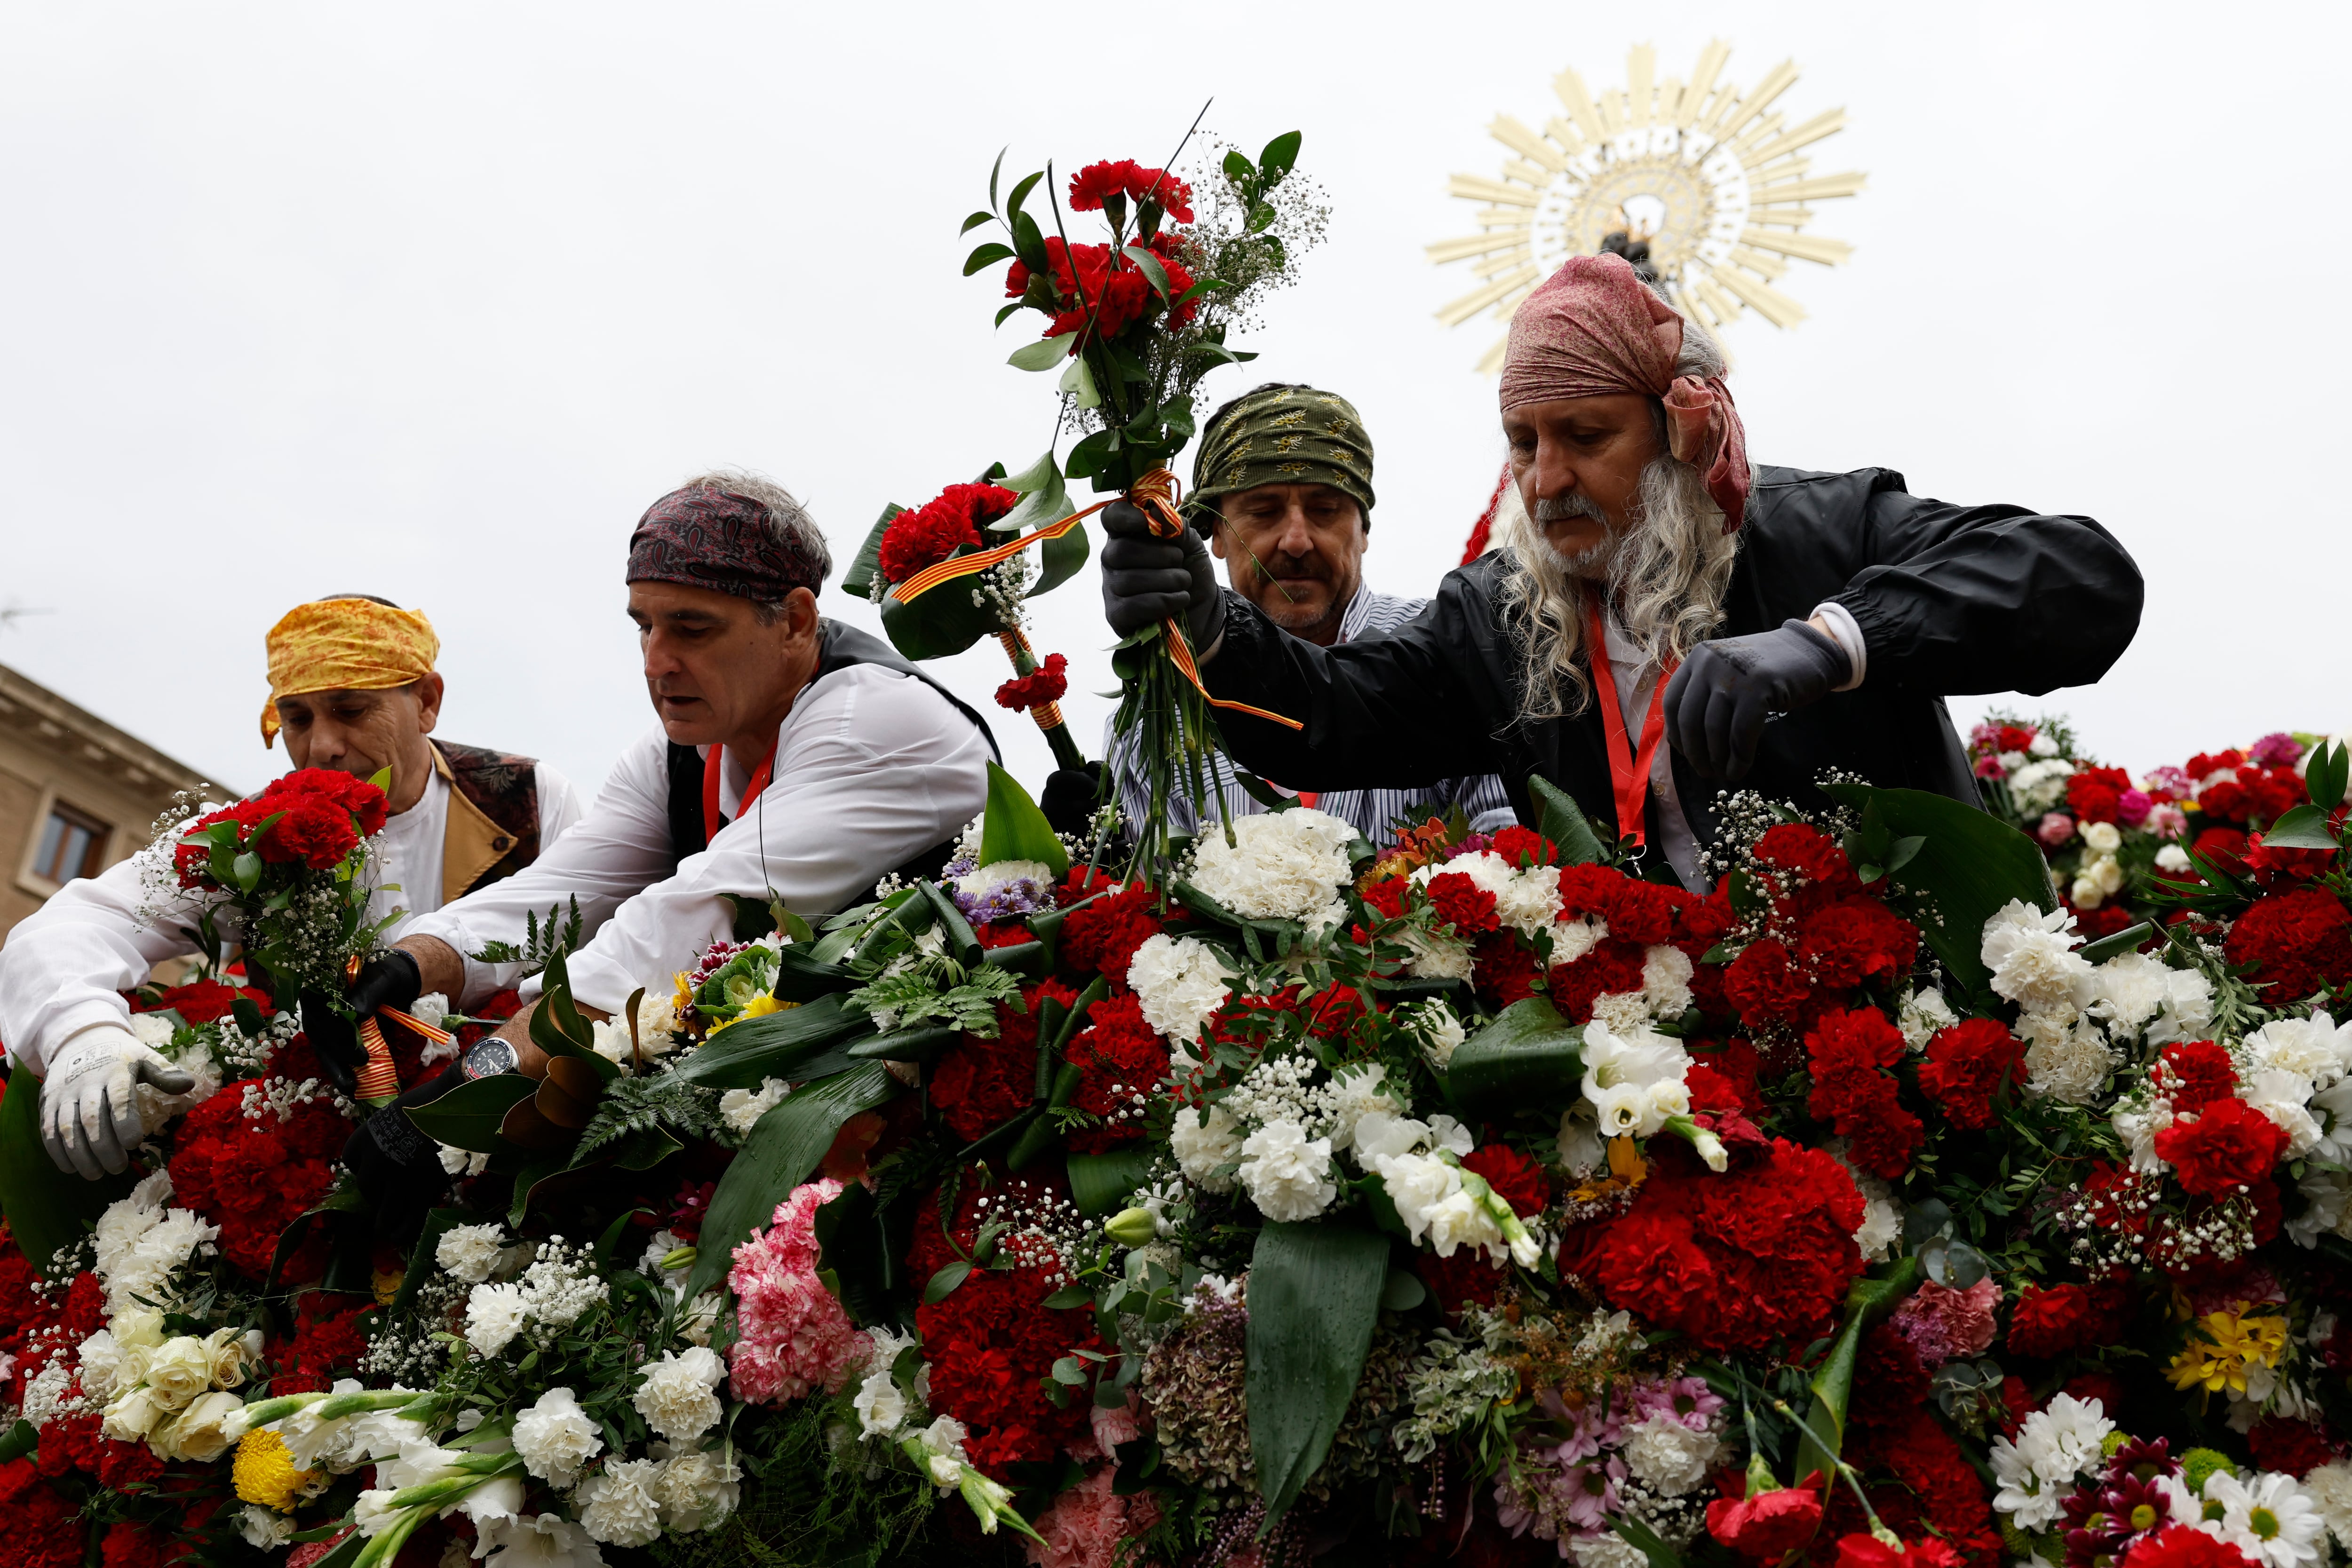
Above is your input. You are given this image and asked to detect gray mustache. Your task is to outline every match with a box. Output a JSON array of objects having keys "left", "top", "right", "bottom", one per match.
[{"left": 1534, "top": 492, "right": 1609, "bottom": 524}]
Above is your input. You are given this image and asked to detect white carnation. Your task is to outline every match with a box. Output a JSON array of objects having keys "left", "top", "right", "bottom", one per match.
[
  {"left": 465, "top": 1283, "right": 529, "bottom": 1357},
  {"left": 719, "top": 1078, "right": 790, "bottom": 1137},
  {"left": 1587, "top": 990, "right": 1651, "bottom": 1037},
  {"left": 1186, "top": 808, "right": 1357, "bottom": 929},
  {"left": 2246, "top": 1014, "right": 2352, "bottom": 1088},
  {"left": 1897, "top": 987, "right": 1959, "bottom": 1051},
  {"left": 1414, "top": 851, "right": 1557, "bottom": 936},
  {"left": 652, "top": 1446, "right": 741, "bottom": 1533},
  {"left": 1236, "top": 1118, "right": 1338, "bottom": 1222},
  {"left": 576, "top": 1456, "right": 665, "bottom": 1547},
  {"left": 1171, "top": 1104, "right": 1243, "bottom": 1193},
  {"left": 1126, "top": 934, "right": 1235, "bottom": 1041},
  {"left": 513, "top": 1387, "right": 603, "bottom": 1488},
  {"left": 1548, "top": 914, "right": 1607, "bottom": 965},
  {"left": 1621, "top": 1412, "right": 1724, "bottom": 1495},
  {"left": 2243, "top": 1067, "right": 2327, "bottom": 1157},
  {"left": 632, "top": 1345, "right": 726, "bottom": 1442},
  {"left": 2082, "top": 952, "right": 2177, "bottom": 1037},
  {"left": 1395, "top": 923, "right": 1474, "bottom": 981},
  {"left": 2021, "top": 1015, "right": 2117, "bottom": 1105},
  {"left": 436, "top": 1223, "right": 509, "bottom": 1286},
  {"left": 2301, "top": 1460, "right": 2352, "bottom": 1550},
  {"left": 1980, "top": 899, "right": 2090, "bottom": 1016},
  {"left": 1641, "top": 944, "right": 1694, "bottom": 1018}
]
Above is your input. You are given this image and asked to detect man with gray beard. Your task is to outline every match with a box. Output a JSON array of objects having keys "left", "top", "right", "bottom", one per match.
[{"left": 1097, "top": 253, "right": 2141, "bottom": 888}]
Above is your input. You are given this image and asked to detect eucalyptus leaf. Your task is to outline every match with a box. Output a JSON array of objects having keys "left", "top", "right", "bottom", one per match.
[{"left": 1009, "top": 333, "right": 1078, "bottom": 372}]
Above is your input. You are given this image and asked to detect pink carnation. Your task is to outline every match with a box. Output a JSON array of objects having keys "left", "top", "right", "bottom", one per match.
[
  {"left": 1024, "top": 1462, "right": 1160, "bottom": 1568},
  {"left": 727, "top": 1178, "right": 872, "bottom": 1403},
  {"left": 1888, "top": 1277, "right": 1998, "bottom": 1368}
]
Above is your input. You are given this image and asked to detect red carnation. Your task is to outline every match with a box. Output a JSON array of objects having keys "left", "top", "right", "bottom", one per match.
[
  {"left": 1709, "top": 1476, "right": 1827, "bottom": 1560},
  {"left": 1462, "top": 1143, "right": 1548, "bottom": 1217},
  {"left": 1795, "top": 899, "right": 1919, "bottom": 990},
  {"left": 1724, "top": 938, "right": 1817, "bottom": 1029},
  {"left": 1491, "top": 827, "right": 1558, "bottom": 867},
  {"left": 135, "top": 979, "right": 270, "bottom": 1026},
  {"left": 2066, "top": 766, "right": 2133, "bottom": 825},
  {"left": 876, "top": 483, "right": 1016, "bottom": 586},
  {"left": 1066, "top": 158, "right": 1195, "bottom": 224},
  {"left": 994, "top": 653, "right": 1068, "bottom": 713},
  {"left": 1917, "top": 1018, "right": 2027, "bottom": 1130},
  {"left": 2156, "top": 1040, "right": 2236, "bottom": 1109},
  {"left": 932, "top": 980, "right": 1076, "bottom": 1143},
  {"left": 1418, "top": 1246, "right": 1507, "bottom": 1316},
  {"left": 1547, "top": 936, "right": 1646, "bottom": 1022},
  {"left": 1064, "top": 992, "right": 1169, "bottom": 1152},
  {"left": 1751, "top": 822, "right": 1863, "bottom": 905},
  {"left": 2246, "top": 1416, "right": 2343, "bottom": 1478},
  {"left": 166, "top": 1080, "right": 350, "bottom": 1279},
  {"left": 2153, "top": 1096, "right": 2287, "bottom": 1198},
  {"left": 2006, "top": 1280, "right": 2130, "bottom": 1359},
  {"left": 2225, "top": 887, "right": 2352, "bottom": 1004},
  {"left": 1059, "top": 885, "right": 1163, "bottom": 990},
  {"left": 1836, "top": 1536, "right": 1963, "bottom": 1568},
  {"left": 1427, "top": 871, "right": 1500, "bottom": 936},
  {"left": 1359, "top": 874, "right": 1409, "bottom": 921},
  {"left": 1806, "top": 1009, "right": 1920, "bottom": 1177},
  {"left": 2121, "top": 1527, "right": 2260, "bottom": 1568},
  {"left": 1476, "top": 933, "right": 1546, "bottom": 1008}
]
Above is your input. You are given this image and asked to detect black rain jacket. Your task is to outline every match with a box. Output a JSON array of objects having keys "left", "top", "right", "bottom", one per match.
[{"left": 1198, "top": 464, "right": 2144, "bottom": 854}]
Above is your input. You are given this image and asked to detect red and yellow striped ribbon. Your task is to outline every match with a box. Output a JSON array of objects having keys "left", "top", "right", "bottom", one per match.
[
  {"left": 889, "top": 468, "right": 1301, "bottom": 732},
  {"left": 346, "top": 953, "right": 455, "bottom": 1104}
]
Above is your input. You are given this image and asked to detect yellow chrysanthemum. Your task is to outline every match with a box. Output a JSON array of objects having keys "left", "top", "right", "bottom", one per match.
[
  {"left": 708, "top": 993, "right": 796, "bottom": 1037},
  {"left": 2166, "top": 1310, "right": 2289, "bottom": 1394},
  {"left": 233, "top": 1427, "right": 320, "bottom": 1511}
]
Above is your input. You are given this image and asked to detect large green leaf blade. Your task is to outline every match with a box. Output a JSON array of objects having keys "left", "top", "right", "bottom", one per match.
[
  {"left": 1246, "top": 1221, "right": 1389, "bottom": 1521},
  {"left": 1526, "top": 774, "right": 1607, "bottom": 865},
  {"left": 0, "top": 1072, "right": 134, "bottom": 1276},
  {"left": 671, "top": 993, "right": 879, "bottom": 1090},
  {"left": 1067, "top": 1149, "right": 1154, "bottom": 1218},
  {"left": 1820, "top": 784, "right": 2056, "bottom": 1003},
  {"left": 403, "top": 1074, "right": 539, "bottom": 1154},
  {"left": 838, "top": 503, "right": 903, "bottom": 600},
  {"left": 682, "top": 1064, "right": 899, "bottom": 1299},
  {"left": 978, "top": 762, "right": 1071, "bottom": 876},
  {"left": 1792, "top": 1258, "right": 1918, "bottom": 1487},
  {"left": 878, "top": 576, "right": 1001, "bottom": 661},
  {"left": 1445, "top": 998, "right": 1582, "bottom": 1115}
]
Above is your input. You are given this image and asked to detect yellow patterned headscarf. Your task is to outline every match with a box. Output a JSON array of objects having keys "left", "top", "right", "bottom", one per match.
[{"left": 260, "top": 599, "right": 440, "bottom": 746}]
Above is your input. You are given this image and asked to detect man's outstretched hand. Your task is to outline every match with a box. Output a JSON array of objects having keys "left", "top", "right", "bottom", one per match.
[
  {"left": 1100, "top": 500, "right": 1224, "bottom": 650},
  {"left": 1663, "top": 618, "right": 1849, "bottom": 783},
  {"left": 299, "top": 948, "right": 423, "bottom": 1097}
]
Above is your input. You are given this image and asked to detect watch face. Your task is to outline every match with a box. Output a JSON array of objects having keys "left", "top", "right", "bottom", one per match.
[{"left": 462, "top": 1038, "right": 519, "bottom": 1079}]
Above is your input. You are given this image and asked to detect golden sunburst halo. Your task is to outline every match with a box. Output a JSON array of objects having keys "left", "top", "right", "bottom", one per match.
[{"left": 1430, "top": 41, "right": 1866, "bottom": 372}]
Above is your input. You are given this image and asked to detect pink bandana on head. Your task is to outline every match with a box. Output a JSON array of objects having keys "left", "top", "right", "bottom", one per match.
[{"left": 1497, "top": 253, "right": 1751, "bottom": 533}]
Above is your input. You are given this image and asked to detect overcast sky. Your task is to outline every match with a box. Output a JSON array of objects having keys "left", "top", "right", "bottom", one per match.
[{"left": 0, "top": 1, "right": 2337, "bottom": 808}]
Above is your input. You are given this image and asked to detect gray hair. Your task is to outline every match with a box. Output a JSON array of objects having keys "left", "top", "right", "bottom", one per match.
[
  {"left": 673, "top": 469, "right": 833, "bottom": 623},
  {"left": 1495, "top": 299, "right": 1742, "bottom": 721}
]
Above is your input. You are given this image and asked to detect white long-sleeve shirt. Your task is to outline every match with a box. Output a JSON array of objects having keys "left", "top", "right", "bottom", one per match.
[
  {"left": 0, "top": 760, "right": 580, "bottom": 1075},
  {"left": 407, "top": 662, "right": 993, "bottom": 1017}
]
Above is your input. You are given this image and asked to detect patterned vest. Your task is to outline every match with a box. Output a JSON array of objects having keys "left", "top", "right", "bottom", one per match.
[
  {"left": 662, "top": 620, "right": 996, "bottom": 888},
  {"left": 432, "top": 740, "right": 544, "bottom": 900}
]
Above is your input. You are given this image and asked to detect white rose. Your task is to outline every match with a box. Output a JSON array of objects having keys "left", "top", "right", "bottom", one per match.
[
  {"left": 1236, "top": 1118, "right": 1338, "bottom": 1223},
  {"left": 77, "top": 1329, "right": 126, "bottom": 1403},
  {"left": 513, "top": 1386, "right": 604, "bottom": 1488},
  {"left": 144, "top": 1335, "right": 213, "bottom": 1411},
  {"left": 155, "top": 1389, "right": 245, "bottom": 1462},
  {"left": 202, "top": 1325, "right": 259, "bottom": 1390},
  {"left": 2154, "top": 843, "right": 2193, "bottom": 875},
  {"left": 633, "top": 1346, "right": 727, "bottom": 1442},
  {"left": 238, "top": 1504, "right": 295, "bottom": 1550},
  {"left": 100, "top": 1386, "right": 165, "bottom": 1443},
  {"left": 2081, "top": 821, "right": 2122, "bottom": 854}
]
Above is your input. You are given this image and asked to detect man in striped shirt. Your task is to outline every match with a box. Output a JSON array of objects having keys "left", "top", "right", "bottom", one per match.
[{"left": 1104, "top": 383, "right": 1513, "bottom": 843}]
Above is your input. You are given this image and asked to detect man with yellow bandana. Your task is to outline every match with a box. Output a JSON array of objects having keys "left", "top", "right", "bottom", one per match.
[{"left": 0, "top": 594, "right": 582, "bottom": 1178}]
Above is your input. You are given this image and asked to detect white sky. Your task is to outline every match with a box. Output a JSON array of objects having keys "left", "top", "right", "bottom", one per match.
[{"left": 1, "top": 1, "right": 2340, "bottom": 806}]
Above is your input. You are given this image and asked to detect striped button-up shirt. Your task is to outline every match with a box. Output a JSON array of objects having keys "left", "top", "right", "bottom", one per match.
[{"left": 1104, "top": 584, "right": 1518, "bottom": 845}]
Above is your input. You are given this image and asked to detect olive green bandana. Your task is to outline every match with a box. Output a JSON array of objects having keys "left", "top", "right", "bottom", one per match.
[{"left": 1185, "top": 384, "right": 1377, "bottom": 531}]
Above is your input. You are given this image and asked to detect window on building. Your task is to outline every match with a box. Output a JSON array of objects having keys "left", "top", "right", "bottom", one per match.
[{"left": 31, "top": 802, "right": 109, "bottom": 885}]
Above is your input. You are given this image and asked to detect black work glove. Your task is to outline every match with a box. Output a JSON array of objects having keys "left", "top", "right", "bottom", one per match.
[
  {"left": 1101, "top": 499, "right": 1224, "bottom": 649},
  {"left": 1663, "top": 618, "right": 1850, "bottom": 783},
  {"left": 342, "top": 1058, "right": 468, "bottom": 1245},
  {"left": 1040, "top": 762, "right": 1106, "bottom": 839},
  {"left": 300, "top": 948, "right": 422, "bottom": 1097}
]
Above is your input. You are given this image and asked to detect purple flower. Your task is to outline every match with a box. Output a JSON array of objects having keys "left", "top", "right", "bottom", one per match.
[
  {"left": 2116, "top": 789, "right": 2153, "bottom": 828},
  {"left": 2251, "top": 732, "right": 2305, "bottom": 768}
]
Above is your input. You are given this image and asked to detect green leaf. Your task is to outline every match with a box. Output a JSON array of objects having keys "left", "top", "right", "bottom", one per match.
[
  {"left": 1009, "top": 333, "right": 1078, "bottom": 372},
  {"left": 924, "top": 1260, "right": 972, "bottom": 1304},
  {"left": 1445, "top": 999, "right": 1581, "bottom": 1116},
  {"left": 2080, "top": 922, "right": 2155, "bottom": 964},
  {"left": 1884, "top": 834, "right": 1928, "bottom": 875},
  {"left": 1526, "top": 774, "right": 1608, "bottom": 865},
  {"left": 987, "top": 148, "right": 1005, "bottom": 211},
  {"left": 844, "top": 1023, "right": 962, "bottom": 1064},
  {"left": 0, "top": 1071, "right": 135, "bottom": 1277},
  {"left": 918, "top": 879, "right": 983, "bottom": 967},
  {"left": 1062, "top": 427, "right": 1120, "bottom": 481},
  {"left": 1222, "top": 149, "right": 1253, "bottom": 190},
  {"left": 979, "top": 761, "right": 1071, "bottom": 876},
  {"left": 1057, "top": 349, "right": 1100, "bottom": 411},
  {"left": 0, "top": 1418, "right": 34, "bottom": 1465},
  {"left": 1791, "top": 1257, "right": 1919, "bottom": 1488},
  {"left": 402, "top": 1074, "right": 539, "bottom": 1154},
  {"left": 1379, "top": 1269, "right": 1427, "bottom": 1312},
  {"left": 1120, "top": 245, "right": 1173, "bottom": 300},
  {"left": 1247, "top": 1222, "right": 1389, "bottom": 1521},
  {"left": 960, "top": 209, "right": 995, "bottom": 236},
  {"left": 508, "top": 1153, "right": 568, "bottom": 1228},
  {"left": 1820, "top": 784, "right": 2056, "bottom": 1005},
  {"left": 1067, "top": 1148, "right": 1155, "bottom": 1218},
  {"left": 683, "top": 1064, "right": 899, "bottom": 1299},
  {"left": 672, "top": 993, "right": 879, "bottom": 1090},
  {"left": 2261, "top": 803, "right": 2340, "bottom": 850},
  {"left": 1246, "top": 201, "right": 1277, "bottom": 234},
  {"left": 1257, "top": 130, "right": 1302, "bottom": 184},
  {"left": 962, "top": 241, "right": 1015, "bottom": 277},
  {"left": 993, "top": 301, "right": 1027, "bottom": 328},
  {"left": 2309, "top": 741, "right": 2350, "bottom": 812},
  {"left": 1004, "top": 169, "right": 1042, "bottom": 219}
]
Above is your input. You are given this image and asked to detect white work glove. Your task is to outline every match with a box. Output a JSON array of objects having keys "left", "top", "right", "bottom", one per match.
[{"left": 40, "top": 1024, "right": 194, "bottom": 1180}]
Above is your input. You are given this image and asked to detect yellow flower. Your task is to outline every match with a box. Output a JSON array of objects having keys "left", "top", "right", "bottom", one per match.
[
  {"left": 233, "top": 1427, "right": 320, "bottom": 1511},
  {"left": 372, "top": 1267, "right": 404, "bottom": 1305},
  {"left": 2166, "top": 1310, "right": 2289, "bottom": 1394},
  {"left": 708, "top": 994, "right": 796, "bottom": 1038}
]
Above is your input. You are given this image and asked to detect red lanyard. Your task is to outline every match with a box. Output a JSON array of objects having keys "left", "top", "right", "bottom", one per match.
[
  {"left": 1583, "top": 599, "right": 1677, "bottom": 848},
  {"left": 703, "top": 741, "right": 778, "bottom": 842}
]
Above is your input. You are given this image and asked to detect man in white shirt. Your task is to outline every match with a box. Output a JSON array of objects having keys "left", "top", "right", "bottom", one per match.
[
  {"left": 0, "top": 594, "right": 583, "bottom": 1177},
  {"left": 339, "top": 472, "right": 994, "bottom": 1223}
]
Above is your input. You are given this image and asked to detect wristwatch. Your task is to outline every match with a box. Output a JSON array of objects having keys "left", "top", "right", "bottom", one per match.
[{"left": 460, "top": 1037, "right": 520, "bottom": 1080}]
